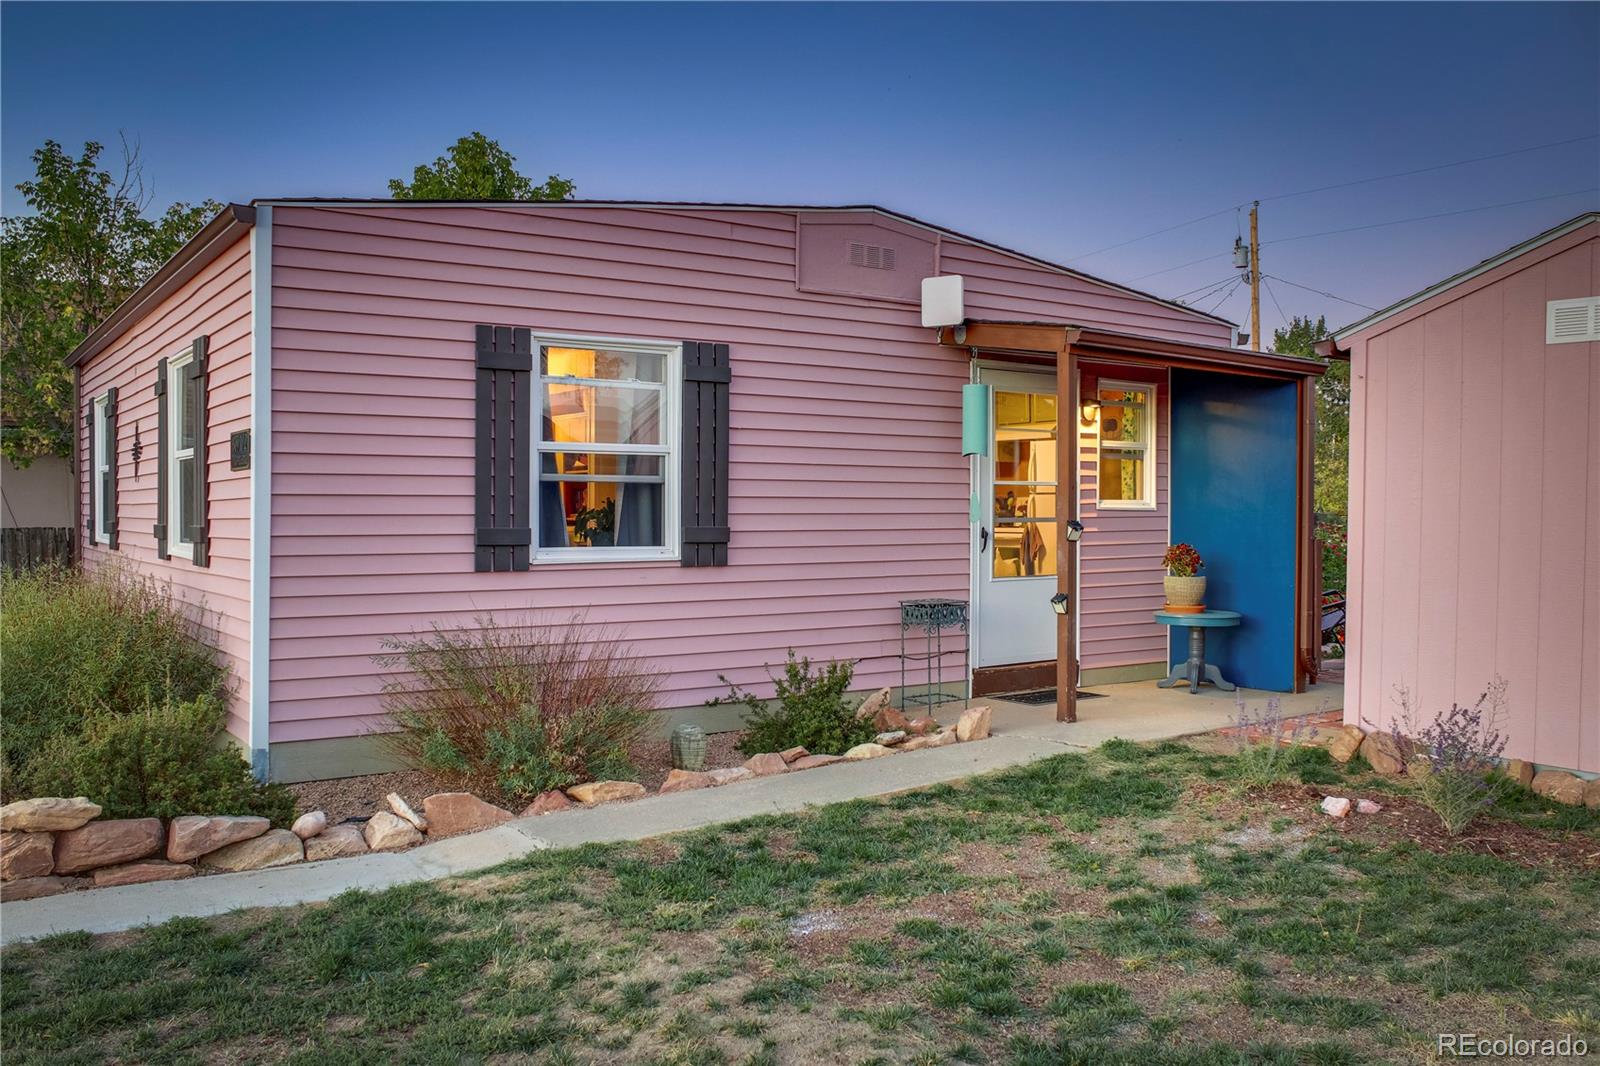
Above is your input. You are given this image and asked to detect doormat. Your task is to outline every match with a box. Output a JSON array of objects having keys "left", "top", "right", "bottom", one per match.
[{"left": 1001, "top": 689, "right": 1107, "bottom": 705}]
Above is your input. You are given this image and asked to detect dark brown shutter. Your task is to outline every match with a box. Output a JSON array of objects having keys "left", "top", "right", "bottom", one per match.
[
  {"left": 681, "top": 341, "right": 731, "bottom": 567},
  {"left": 153, "top": 357, "right": 169, "bottom": 559},
  {"left": 104, "top": 386, "right": 119, "bottom": 550},
  {"left": 474, "top": 325, "right": 533, "bottom": 572},
  {"left": 184, "top": 336, "right": 210, "bottom": 567},
  {"left": 84, "top": 403, "right": 95, "bottom": 542}
]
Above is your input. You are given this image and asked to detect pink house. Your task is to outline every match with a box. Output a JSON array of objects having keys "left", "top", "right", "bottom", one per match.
[
  {"left": 70, "top": 200, "right": 1327, "bottom": 781},
  {"left": 1326, "top": 212, "right": 1599, "bottom": 775}
]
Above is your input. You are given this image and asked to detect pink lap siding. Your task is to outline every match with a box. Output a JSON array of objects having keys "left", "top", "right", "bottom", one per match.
[
  {"left": 267, "top": 205, "right": 1232, "bottom": 744},
  {"left": 77, "top": 236, "right": 254, "bottom": 741}
]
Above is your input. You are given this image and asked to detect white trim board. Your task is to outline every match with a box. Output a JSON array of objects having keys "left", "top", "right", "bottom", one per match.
[{"left": 248, "top": 206, "right": 273, "bottom": 779}]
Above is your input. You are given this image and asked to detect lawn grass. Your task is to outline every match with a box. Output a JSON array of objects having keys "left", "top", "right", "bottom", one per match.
[{"left": 3, "top": 740, "right": 1597, "bottom": 1064}]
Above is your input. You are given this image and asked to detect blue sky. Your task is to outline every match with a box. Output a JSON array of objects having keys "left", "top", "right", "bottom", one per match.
[{"left": 3, "top": 2, "right": 1595, "bottom": 334}]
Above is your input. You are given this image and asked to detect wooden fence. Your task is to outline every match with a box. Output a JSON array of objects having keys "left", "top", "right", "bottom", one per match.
[{"left": 1, "top": 527, "right": 73, "bottom": 575}]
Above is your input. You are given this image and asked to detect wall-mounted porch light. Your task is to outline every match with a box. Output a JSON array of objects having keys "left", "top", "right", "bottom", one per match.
[
  {"left": 1050, "top": 592, "right": 1070, "bottom": 615},
  {"left": 1065, "top": 519, "right": 1084, "bottom": 542},
  {"left": 1079, "top": 398, "right": 1101, "bottom": 427}
]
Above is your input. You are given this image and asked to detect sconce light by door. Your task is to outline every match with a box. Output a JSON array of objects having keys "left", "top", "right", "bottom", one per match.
[{"left": 1079, "top": 398, "right": 1101, "bottom": 427}]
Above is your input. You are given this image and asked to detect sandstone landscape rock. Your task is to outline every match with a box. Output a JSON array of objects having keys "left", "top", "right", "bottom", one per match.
[
  {"left": 306, "top": 824, "right": 370, "bottom": 861},
  {"left": 0, "top": 797, "right": 101, "bottom": 833},
  {"left": 167, "top": 815, "right": 271, "bottom": 862},
  {"left": 363, "top": 811, "right": 424, "bottom": 851},
  {"left": 55, "top": 818, "right": 164, "bottom": 874},
  {"left": 0, "top": 831, "right": 55, "bottom": 881},
  {"left": 199, "top": 829, "right": 305, "bottom": 872},
  {"left": 421, "top": 793, "right": 513, "bottom": 836},
  {"left": 566, "top": 781, "right": 647, "bottom": 805}
]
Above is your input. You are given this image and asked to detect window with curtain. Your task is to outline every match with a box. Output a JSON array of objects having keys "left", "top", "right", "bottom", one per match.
[
  {"left": 1096, "top": 381, "right": 1154, "bottom": 508},
  {"left": 536, "top": 339, "right": 677, "bottom": 559}
]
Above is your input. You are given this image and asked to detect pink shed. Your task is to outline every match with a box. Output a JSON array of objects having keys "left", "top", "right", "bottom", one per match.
[{"left": 1334, "top": 213, "right": 1600, "bottom": 775}]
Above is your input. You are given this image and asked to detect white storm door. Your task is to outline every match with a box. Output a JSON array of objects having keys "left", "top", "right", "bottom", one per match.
[{"left": 976, "top": 369, "right": 1062, "bottom": 668}]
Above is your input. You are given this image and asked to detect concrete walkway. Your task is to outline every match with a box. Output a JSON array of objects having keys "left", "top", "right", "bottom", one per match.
[{"left": 0, "top": 679, "right": 1340, "bottom": 945}]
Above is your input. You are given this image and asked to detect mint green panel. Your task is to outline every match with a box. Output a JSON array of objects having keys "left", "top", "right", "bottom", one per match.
[{"left": 961, "top": 384, "right": 991, "bottom": 457}]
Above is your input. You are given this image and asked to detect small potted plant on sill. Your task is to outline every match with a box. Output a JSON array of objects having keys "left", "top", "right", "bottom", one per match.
[
  {"left": 1162, "top": 542, "right": 1205, "bottom": 613},
  {"left": 574, "top": 498, "right": 617, "bottom": 548}
]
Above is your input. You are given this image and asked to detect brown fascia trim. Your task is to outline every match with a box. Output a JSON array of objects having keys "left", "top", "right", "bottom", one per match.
[
  {"left": 948, "top": 320, "right": 1329, "bottom": 379},
  {"left": 1314, "top": 338, "right": 1351, "bottom": 361},
  {"left": 65, "top": 204, "right": 256, "bottom": 368}
]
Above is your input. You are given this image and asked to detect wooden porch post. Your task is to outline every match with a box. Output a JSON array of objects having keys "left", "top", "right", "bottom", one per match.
[
  {"left": 1294, "top": 375, "right": 1317, "bottom": 693},
  {"left": 1056, "top": 330, "right": 1082, "bottom": 722}
]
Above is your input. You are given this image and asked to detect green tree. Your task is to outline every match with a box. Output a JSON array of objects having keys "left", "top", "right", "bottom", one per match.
[
  {"left": 1, "top": 139, "right": 219, "bottom": 464},
  {"left": 1273, "top": 314, "right": 1349, "bottom": 516},
  {"left": 388, "top": 132, "right": 575, "bottom": 202}
]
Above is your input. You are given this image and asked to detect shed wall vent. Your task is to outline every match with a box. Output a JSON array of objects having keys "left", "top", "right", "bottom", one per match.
[
  {"left": 848, "top": 241, "right": 897, "bottom": 271},
  {"left": 1547, "top": 296, "right": 1600, "bottom": 344}
]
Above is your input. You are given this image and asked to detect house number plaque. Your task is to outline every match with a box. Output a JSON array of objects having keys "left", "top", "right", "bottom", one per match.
[{"left": 230, "top": 430, "right": 252, "bottom": 471}]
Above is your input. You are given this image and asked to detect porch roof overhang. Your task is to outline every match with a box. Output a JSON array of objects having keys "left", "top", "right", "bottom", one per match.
[{"left": 938, "top": 321, "right": 1330, "bottom": 379}]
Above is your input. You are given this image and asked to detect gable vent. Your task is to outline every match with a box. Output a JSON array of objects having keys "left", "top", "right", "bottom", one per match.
[
  {"left": 1547, "top": 296, "right": 1600, "bottom": 344},
  {"left": 848, "top": 241, "right": 897, "bottom": 271}
]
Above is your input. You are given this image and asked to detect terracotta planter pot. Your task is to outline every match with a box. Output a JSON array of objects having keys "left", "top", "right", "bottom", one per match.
[{"left": 1164, "top": 575, "right": 1206, "bottom": 614}]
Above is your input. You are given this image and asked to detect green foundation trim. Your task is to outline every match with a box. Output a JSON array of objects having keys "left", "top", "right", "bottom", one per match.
[
  {"left": 1079, "top": 661, "right": 1168, "bottom": 687},
  {"left": 267, "top": 682, "right": 971, "bottom": 784}
]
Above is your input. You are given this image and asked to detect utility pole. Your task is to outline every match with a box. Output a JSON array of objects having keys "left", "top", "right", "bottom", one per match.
[{"left": 1249, "top": 201, "right": 1261, "bottom": 351}]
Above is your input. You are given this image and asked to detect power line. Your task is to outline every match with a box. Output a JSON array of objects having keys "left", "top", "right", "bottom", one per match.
[
  {"left": 1136, "top": 186, "right": 1598, "bottom": 283},
  {"left": 1204, "top": 276, "right": 1245, "bottom": 314},
  {"left": 1065, "top": 206, "right": 1237, "bottom": 263},
  {"left": 1171, "top": 274, "right": 1240, "bottom": 302},
  {"left": 1263, "top": 188, "right": 1598, "bottom": 247},
  {"left": 1068, "top": 133, "right": 1597, "bottom": 264},
  {"left": 1261, "top": 275, "right": 1290, "bottom": 330},
  {"left": 1263, "top": 273, "right": 1378, "bottom": 312},
  {"left": 1258, "top": 134, "right": 1600, "bottom": 205}
]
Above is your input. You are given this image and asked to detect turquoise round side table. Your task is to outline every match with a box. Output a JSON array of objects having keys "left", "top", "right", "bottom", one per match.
[{"left": 1154, "top": 609, "right": 1241, "bottom": 694}]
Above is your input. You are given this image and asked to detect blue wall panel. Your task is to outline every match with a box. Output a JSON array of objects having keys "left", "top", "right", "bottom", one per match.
[{"left": 1168, "top": 370, "right": 1298, "bottom": 691}]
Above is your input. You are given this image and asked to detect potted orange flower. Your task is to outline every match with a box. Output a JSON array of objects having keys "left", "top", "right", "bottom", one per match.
[{"left": 1162, "top": 543, "right": 1205, "bottom": 613}]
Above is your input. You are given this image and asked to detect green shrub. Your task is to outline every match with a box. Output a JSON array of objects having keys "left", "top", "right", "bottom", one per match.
[
  {"left": 376, "top": 615, "right": 658, "bottom": 801},
  {"left": 1, "top": 565, "right": 227, "bottom": 792},
  {"left": 719, "top": 651, "right": 879, "bottom": 757},
  {"left": 22, "top": 695, "right": 295, "bottom": 825}
]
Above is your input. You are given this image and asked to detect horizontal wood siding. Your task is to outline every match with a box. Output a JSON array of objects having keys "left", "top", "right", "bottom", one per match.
[
  {"left": 1345, "top": 224, "right": 1598, "bottom": 773},
  {"left": 1078, "top": 364, "right": 1170, "bottom": 670},
  {"left": 78, "top": 236, "right": 253, "bottom": 740},
  {"left": 268, "top": 205, "right": 1232, "bottom": 743}
]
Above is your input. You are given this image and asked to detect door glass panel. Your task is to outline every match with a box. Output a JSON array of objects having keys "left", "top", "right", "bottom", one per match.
[
  {"left": 993, "top": 484, "right": 1055, "bottom": 521},
  {"left": 991, "top": 390, "right": 1057, "bottom": 579},
  {"left": 993, "top": 521, "right": 1057, "bottom": 577}
]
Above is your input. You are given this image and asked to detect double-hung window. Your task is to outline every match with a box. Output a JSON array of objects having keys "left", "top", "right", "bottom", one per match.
[
  {"left": 535, "top": 336, "right": 679, "bottom": 561},
  {"left": 1096, "top": 381, "right": 1155, "bottom": 509},
  {"left": 91, "top": 393, "right": 112, "bottom": 544},
  {"left": 167, "top": 350, "right": 199, "bottom": 559}
]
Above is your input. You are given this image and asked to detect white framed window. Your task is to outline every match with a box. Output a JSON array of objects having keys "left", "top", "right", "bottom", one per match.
[
  {"left": 1095, "top": 379, "right": 1155, "bottom": 510},
  {"left": 167, "top": 350, "right": 198, "bottom": 560},
  {"left": 91, "top": 393, "right": 112, "bottom": 543},
  {"left": 533, "top": 333, "right": 680, "bottom": 562}
]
